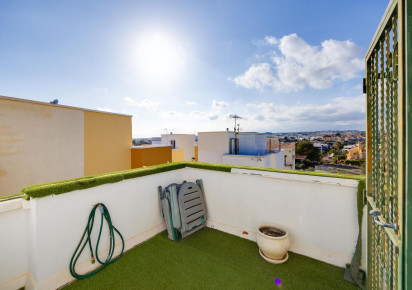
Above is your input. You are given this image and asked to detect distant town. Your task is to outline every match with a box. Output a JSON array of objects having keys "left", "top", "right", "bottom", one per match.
[{"left": 133, "top": 130, "right": 366, "bottom": 175}]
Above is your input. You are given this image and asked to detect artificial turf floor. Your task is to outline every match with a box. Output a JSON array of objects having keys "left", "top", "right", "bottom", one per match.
[{"left": 64, "top": 228, "right": 357, "bottom": 290}]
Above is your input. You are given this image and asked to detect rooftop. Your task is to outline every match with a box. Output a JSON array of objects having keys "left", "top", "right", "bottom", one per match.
[
  {"left": 0, "top": 95, "right": 132, "bottom": 117},
  {"left": 0, "top": 162, "right": 365, "bottom": 289}
]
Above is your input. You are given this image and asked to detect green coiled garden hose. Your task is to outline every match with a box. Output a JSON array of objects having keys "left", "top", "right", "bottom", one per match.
[{"left": 69, "top": 203, "right": 125, "bottom": 279}]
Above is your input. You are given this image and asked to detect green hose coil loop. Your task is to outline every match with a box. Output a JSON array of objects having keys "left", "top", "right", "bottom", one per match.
[{"left": 69, "top": 203, "right": 125, "bottom": 279}]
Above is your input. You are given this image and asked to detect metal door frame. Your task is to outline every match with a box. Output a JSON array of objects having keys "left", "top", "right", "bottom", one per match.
[{"left": 365, "top": 0, "right": 411, "bottom": 288}]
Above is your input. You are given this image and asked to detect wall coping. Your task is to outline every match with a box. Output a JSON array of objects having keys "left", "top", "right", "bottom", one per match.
[{"left": 9, "top": 162, "right": 364, "bottom": 200}]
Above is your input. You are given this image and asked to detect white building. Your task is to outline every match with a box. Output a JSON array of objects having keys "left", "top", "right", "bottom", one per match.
[
  {"left": 161, "top": 134, "right": 196, "bottom": 161},
  {"left": 198, "top": 131, "right": 285, "bottom": 169},
  {"left": 313, "top": 143, "right": 331, "bottom": 153},
  {"left": 151, "top": 137, "right": 162, "bottom": 145}
]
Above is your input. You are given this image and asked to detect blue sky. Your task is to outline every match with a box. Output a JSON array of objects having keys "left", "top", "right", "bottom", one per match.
[{"left": 0, "top": 0, "right": 388, "bottom": 137}]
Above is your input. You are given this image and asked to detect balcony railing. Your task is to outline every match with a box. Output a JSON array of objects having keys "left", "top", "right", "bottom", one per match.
[{"left": 0, "top": 162, "right": 365, "bottom": 289}]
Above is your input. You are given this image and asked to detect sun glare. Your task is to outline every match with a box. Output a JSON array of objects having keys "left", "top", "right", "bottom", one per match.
[{"left": 134, "top": 33, "right": 186, "bottom": 86}]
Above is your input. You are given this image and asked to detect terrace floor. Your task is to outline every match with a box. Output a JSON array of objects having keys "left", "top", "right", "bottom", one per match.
[{"left": 64, "top": 228, "right": 357, "bottom": 290}]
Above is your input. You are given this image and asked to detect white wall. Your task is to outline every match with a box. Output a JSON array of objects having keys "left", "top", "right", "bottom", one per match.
[
  {"left": 0, "top": 199, "right": 30, "bottom": 290},
  {"left": 0, "top": 167, "right": 366, "bottom": 289},
  {"left": 198, "top": 132, "right": 233, "bottom": 163},
  {"left": 184, "top": 167, "right": 365, "bottom": 269},
  {"left": 161, "top": 134, "right": 195, "bottom": 161},
  {"left": 222, "top": 154, "right": 267, "bottom": 167},
  {"left": 269, "top": 151, "right": 285, "bottom": 169},
  {"left": 237, "top": 133, "right": 266, "bottom": 155},
  {"left": 222, "top": 151, "right": 285, "bottom": 170},
  {"left": 1, "top": 170, "right": 184, "bottom": 290},
  {"left": 178, "top": 135, "right": 195, "bottom": 161}
]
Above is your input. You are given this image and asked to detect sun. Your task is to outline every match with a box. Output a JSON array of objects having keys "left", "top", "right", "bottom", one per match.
[{"left": 134, "top": 33, "right": 186, "bottom": 86}]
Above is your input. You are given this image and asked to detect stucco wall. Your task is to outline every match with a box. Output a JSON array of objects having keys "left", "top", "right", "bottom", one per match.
[
  {"left": 0, "top": 97, "right": 84, "bottom": 196},
  {"left": 0, "top": 199, "right": 30, "bottom": 289},
  {"left": 237, "top": 133, "right": 266, "bottom": 155},
  {"left": 161, "top": 134, "right": 195, "bottom": 161},
  {"left": 184, "top": 168, "right": 365, "bottom": 269},
  {"left": 222, "top": 154, "right": 267, "bottom": 167},
  {"left": 172, "top": 149, "right": 184, "bottom": 162},
  {"left": 84, "top": 111, "right": 132, "bottom": 176},
  {"left": 131, "top": 146, "right": 172, "bottom": 168},
  {"left": 198, "top": 132, "right": 233, "bottom": 163},
  {"left": 269, "top": 151, "right": 285, "bottom": 169}
]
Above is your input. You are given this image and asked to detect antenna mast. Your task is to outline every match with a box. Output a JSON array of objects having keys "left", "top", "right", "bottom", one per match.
[{"left": 230, "top": 114, "right": 242, "bottom": 137}]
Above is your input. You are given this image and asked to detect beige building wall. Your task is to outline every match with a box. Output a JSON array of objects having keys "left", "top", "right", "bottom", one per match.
[
  {"left": 280, "top": 142, "right": 296, "bottom": 170},
  {"left": 172, "top": 149, "right": 185, "bottom": 162},
  {"left": 0, "top": 97, "right": 84, "bottom": 196},
  {"left": 266, "top": 137, "right": 279, "bottom": 151},
  {"left": 84, "top": 110, "right": 132, "bottom": 176}
]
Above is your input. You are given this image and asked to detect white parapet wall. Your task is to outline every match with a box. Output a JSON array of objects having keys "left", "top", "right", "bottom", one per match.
[
  {"left": 183, "top": 167, "right": 365, "bottom": 269},
  {"left": 0, "top": 166, "right": 365, "bottom": 290},
  {"left": 0, "top": 199, "right": 30, "bottom": 290},
  {"left": 0, "top": 169, "right": 185, "bottom": 290}
]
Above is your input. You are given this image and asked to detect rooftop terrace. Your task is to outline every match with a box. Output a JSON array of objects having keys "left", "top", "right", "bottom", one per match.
[{"left": 0, "top": 162, "right": 365, "bottom": 290}]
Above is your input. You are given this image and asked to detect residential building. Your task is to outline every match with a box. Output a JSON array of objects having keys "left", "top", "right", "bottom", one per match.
[
  {"left": 346, "top": 143, "right": 366, "bottom": 160},
  {"left": 151, "top": 137, "right": 162, "bottom": 145},
  {"left": 0, "top": 96, "right": 132, "bottom": 197},
  {"left": 160, "top": 134, "right": 196, "bottom": 162},
  {"left": 266, "top": 137, "right": 279, "bottom": 151},
  {"left": 280, "top": 142, "right": 296, "bottom": 170},
  {"left": 198, "top": 131, "right": 285, "bottom": 169},
  {"left": 313, "top": 142, "right": 331, "bottom": 153}
]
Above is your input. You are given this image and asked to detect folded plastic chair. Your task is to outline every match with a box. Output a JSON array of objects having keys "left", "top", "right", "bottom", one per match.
[{"left": 158, "top": 180, "right": 207, "bottom": 241}]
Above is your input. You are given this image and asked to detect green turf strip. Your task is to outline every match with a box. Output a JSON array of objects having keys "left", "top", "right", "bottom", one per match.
[{"left": 64, "top": 228, "right": 357, "bottom": 290}]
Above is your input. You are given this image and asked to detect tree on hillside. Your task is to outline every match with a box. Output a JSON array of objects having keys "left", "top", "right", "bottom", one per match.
[{"left": 296, "top": 141, "right": 320, "bottom": 161}]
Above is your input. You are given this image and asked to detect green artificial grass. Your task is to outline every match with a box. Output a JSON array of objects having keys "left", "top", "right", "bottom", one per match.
[
  {"left": 0, "top": 192, "right": 29, "bottom": 201},
  {"left": 64, "top": 228, "right": 357, "bottom": 290},
  {"left": 21, "top": 161, "right": 365, "bottom": 199},
  {"left": 21, "top": 163, "right": 186, "bottom": 198}
]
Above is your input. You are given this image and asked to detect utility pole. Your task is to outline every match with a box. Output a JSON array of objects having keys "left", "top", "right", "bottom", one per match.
[{"left": 230, "top": 114, "right": 242, "bottom": 137}]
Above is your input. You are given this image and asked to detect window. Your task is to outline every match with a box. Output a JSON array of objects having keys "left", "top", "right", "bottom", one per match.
[
  {"left": 229, "top": 138, "right": 239, "bottom": 155},
  {"left": 170, "top": 140, "right": 176, "bottom": 149}
]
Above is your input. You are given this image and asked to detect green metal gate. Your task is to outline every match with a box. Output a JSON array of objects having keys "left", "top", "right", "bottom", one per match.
[{"left": 366, "top": 0, "right": 411, "bottom": 289}]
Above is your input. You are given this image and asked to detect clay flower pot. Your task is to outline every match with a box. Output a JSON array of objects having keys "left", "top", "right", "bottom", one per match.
[{"left": 257, "top": 223, "right": 290, "bottom": 263}]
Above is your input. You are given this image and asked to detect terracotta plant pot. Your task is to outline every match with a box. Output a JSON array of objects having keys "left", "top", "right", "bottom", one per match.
[{"left": 257, "top": 223, "right": 290, "bottom": 263}]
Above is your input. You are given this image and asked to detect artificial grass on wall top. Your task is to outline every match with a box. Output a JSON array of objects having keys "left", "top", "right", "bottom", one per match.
[
  {"left": 21, "top": 163, "right": 186, "bottom": 198},
  {"left": 20, "top": 161, "right": 365, "bottom": 199},
  {"left": 64, "top": 228, "right": 357, "bottom": 290},
  {"left": 0, "top": 192, "right": 29, "bottom": 202}
]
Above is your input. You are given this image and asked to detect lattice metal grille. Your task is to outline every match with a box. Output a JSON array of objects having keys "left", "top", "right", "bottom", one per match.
[{"left": 366, "top": 2, "right": 401, "bottom": 289}]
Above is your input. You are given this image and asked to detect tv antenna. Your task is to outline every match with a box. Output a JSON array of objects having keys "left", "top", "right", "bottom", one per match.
[{"left": 230, "top": 114, "right": 242, "bottom": 135}]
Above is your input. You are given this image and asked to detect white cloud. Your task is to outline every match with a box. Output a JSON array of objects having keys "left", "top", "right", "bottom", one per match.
[
  {"left": 97, "top": 106, "right": 113, "bottom": 112},
  {"left": 124, "top": 97, "right": 161, "bottom": 109},
  {"left": 246, "top": 95, "right": 365, "bottom": 128},
  {"left": 212, "top": 100, "right": 228, "bottom": 110},
  {"left": 264, "top": 36, "right": 278, "bottom": 46},
  {"left": 234, "top": 33, "right": 363, "bottom": 92},
  {"left": 186, "top": 101, "right": 197, "bottom": 105},
  {"left": 234, "top": 63, "right": 276, "bottom": 91}
]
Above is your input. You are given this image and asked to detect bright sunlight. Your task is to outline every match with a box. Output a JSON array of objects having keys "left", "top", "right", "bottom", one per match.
[{"left": 134, "top": 32, "right": 186, "bottom": 86}]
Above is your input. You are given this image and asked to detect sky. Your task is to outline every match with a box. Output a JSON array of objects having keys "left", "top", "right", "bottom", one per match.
[{"left": 0, "top": 0, "right": 389, "bottom": 137}]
